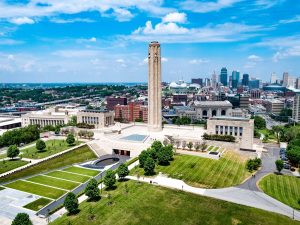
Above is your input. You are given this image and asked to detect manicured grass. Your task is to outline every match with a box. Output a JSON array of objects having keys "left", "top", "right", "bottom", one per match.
[
  {"left": 259, "top": 174, "right": 300, "bottom": 209},
  {"left": 23, "top": 198, "right": 52, "bottom": 211},
  {"left": 27, "top": 175, "right": 79, "bottom": 190},
  {"left": 50, "top": 181, "right": 300, "bottom": 225},
  {"left": 0, "top": 160, "right": 28, "bottom": 174},
  {"left": 207, "top": 145, "right": 214, "bottom": 151},
  {"left": 5, "top": 180, "right": 66, "bottom": 199},
  {"left": 21, "top": 140, "right": 82, "bottom": 159},
  {"left": 212, "top": 146, "right": 220, "bottom": 152},
  {"left": 0, "top": 145, "right": 97, "bottom": 183},
  {"left": 46, "top": 171, "right": 90, "bottom": 183},
  {"left": 131, "top": 151, "right": 250, "bottom": 188},
  {"left": 62, "top": 166, "right": 99, "bottom": 176},
  {"left": 0, "top": 154, "right": 6, "bottom": 159},
  {"left": 0, "top": 186, "right": 5, "bottom": 190}
]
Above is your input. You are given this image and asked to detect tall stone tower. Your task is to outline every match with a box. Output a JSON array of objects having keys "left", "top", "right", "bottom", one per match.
[{"left": 148, "top": 41, "right": 162, "bottom": 132}]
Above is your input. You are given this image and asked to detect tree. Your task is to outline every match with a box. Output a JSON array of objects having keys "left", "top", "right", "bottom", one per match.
[
  {"left": 12, "top": 213, "right": 32, "bottom": 225},
  {"left": 117, "top": 164, "right": 129, "bottom": 180},
  {"left": 194, "top": 142, "right": 200, "bottom": 152},
  {"left": 85, "top": 179, "right": 100, "bottom": 200},
  {"left": 138, "top": 150, "right": 150, "bottom": 168},
  {"left": 164, "top": 144, "right": 174, "bottom": 161},
  {"left": 201, "top": 142, "right": 207, "bottom": 152},
  {"left": 54, "top": 126, "right": 61, "bottom": 135},
  {"left": 36, "top": 139, "right": 46, "bottom": 152},
  {"left": 104, "top": 170, "right": 116, "bottom": 189},
  {"left": 157, "top": 150, "right": 169, "bottom": 165},
  {"left": 151, "top": 141, "right": 163, "bottom": 152},
  {"left": 7, "top": 145, "right": 20, "bottom": 159},
  {"left": 181, "top": 141, "right": 187, "bottom": 149},
  {"left": 187, "top": 142, "right": 193, "bottom": 151},
  {"left": 64, "top": 192, "right": 78, "bottom": 214},
  {"left": 144, "top": 157, "right": 155, "bottom": 175},
  {"left": 66, "top": 133, "right": 75, "bottom": 146},
  {"left": 87, "top": 131, "right": 94, "bottom": 139},
  {"left": 272, "top": 126, "right": 283, "bottom": 144},
  {"left": 286, "top": 147, "right": 300, "bottom": 166},
  {"left": 275, "top": 160, "right": 284, "bottom": 174},
  {"left": 254, "top": 116, "right": 266, "bottom": 130}
]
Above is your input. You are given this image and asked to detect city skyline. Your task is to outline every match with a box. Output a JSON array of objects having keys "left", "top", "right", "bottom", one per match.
[{"left": 0, "top": 0, "right": 299, "bottom": 83}]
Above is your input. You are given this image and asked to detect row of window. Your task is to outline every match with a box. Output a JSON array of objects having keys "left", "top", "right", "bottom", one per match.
[
  {"left": 82, "top": 116, "right": 99, "bottom": 124},
  {"left": 29, "top": 119, "right": 64, "bottom": 126},
  {"left": 215, "top": 125, "right": 243, "bottom": 136}
]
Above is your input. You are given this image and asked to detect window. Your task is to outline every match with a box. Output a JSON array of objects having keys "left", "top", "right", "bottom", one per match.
[
  {"left": 212, "top": 110, "right": 217, "bottom": 116},
  {"left": 221, "top": 110, "right": 226, "bottom": 116}
]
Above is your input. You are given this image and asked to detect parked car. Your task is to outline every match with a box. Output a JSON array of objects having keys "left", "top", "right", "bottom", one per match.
[{"left": 283, "top": 163, "right": 290, "bottom": 169}]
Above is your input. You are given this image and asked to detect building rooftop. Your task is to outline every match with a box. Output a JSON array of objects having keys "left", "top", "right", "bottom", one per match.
[
  {"left": 194, "top": 100, "right": 232, "bottom": 107},
  {"left": 210, "top": 116, "right": 251, "bottom": 121},
  {"left": 263, "top": 99, "right": 284, "bottom": 104}
]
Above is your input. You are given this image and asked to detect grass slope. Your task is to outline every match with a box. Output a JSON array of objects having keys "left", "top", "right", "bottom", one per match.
[
  {"left": 131, "top": 151, "right": 250, "bottom": 188},
  {"left": 46, "top": 171, "right": 90, "bottom": 183},
  {"left": 24, "top": 198, "right": 52, "bottom": 211},
  {"left": 5, "top": 180, "right": 66, "bottom": 199},
  {"left": 21, "top": 140, "right": 82, "bottom": 159},
  {"left": 62, "top": 166, "right": 99, "bottom": 176},
  {"left": 0, "top": 145, "right": 97, "bottom": 184},
  {"left": 259, "top": 174, "right": 300, "bottom": 209},
  {"left": 27, "top": 175, "right": 79, "bottom": 190},
  {"left": 0, "top": 160, "right": 28, "bottom": 174},
  {"left": 51, "top": 181, "right": 300, "bottom": 225}
]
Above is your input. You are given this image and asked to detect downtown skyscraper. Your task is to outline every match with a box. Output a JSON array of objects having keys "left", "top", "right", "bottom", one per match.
[{"left": 220, "top": 67, "right": 228, "bottom": 86}]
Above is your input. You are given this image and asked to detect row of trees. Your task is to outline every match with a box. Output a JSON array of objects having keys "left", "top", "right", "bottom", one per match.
[
  {"left": 77, "top": 130, "right": 94, "bottom": 139},
  {"left": 202, "top": 133, "right": 235, "bottom": 142},
  {"left": 64, "top": 163, "right": 129, "bottom": 214},
  {"left": 0, "top": 125, "right": 39, "bottom": 148},
  {"left": 139, "top": 141, "right": 174, "bottom": 175},
  {"left": 246, "top": 158, "right": 262, "bottom": 172}
]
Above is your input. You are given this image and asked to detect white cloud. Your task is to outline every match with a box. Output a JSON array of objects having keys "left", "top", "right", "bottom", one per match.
[
  {"left": 189, "top": 58, "right": 210, "bottom": 64},
  {"left": 162, "top": 12, "right": 187, "bottom": 23},
  {"left": 161, "top": 57, "right": 168, "bottom": 62},
  {"left": 279, "top": 15, "right": 300, "bottom": 24},
  {"left": 116, "top": 59, "right": 125, "bottom": 63},
  {"left": 248, "top": 55, "right": 263, "bottom": 62},
  {"left": 254, "top": 0, "right": 285, "bottom": 9},
  {"left": 130, "top": 21, "right": 268, "bottom": 43},
  {"left": 52, "top": 50, "right": 99, "bottom": 58},
  {"left": 50, "top": 17, "right": 95, "bottom": 24},
  {"left": 0, "top": 0, "right": 173, "bottom": 22},
  {"left": 180, "top": 0, "right": 242, "bottom": 13},
  {"left": 9, "top": 17, "right": 35, "bottom": 25}
]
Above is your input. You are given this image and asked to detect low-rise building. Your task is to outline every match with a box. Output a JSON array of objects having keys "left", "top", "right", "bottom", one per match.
[
  {"left": 207, "top": 116, "right": 254, "bottom": 150},
  {"left": 0, "top": 116, "right": 22, "bottom": 130},
  {"left": 193, "top": 101, "right": 233, "bottom": 119},
  {"left": 114, "top": 102, "right": 148, "bottom": 122},
  {"left": 262, "top": 99, "right": 284, "bottom": 114},
  {"left": 77, "top": 109, "right": 114, "bottom": 128}
]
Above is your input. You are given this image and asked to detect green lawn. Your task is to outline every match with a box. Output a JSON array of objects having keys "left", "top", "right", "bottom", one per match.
[
  {"left": 0, "top": 145, "right": 97, "bottom": 183},
  {"left": 27, "top": 175, "right": 79, "bottom": 190},
  {"left": 21, "top": 139, "right": 82, "bottom": 159},
  {"left": 212, "top": 146, "right": 220, "bottom": 152},
  {"left": 131, "top": 152, "right": 250, "bottom": 188},
  {"left": 46, "top": 171, "right": 90, "bottom": 183},
  {"left": 5, "top": 180, "right": 66, "bottom": 199},
  {"left": 259, "top": 174, "right": 300, "bottom": 209},
  {"left": 207, "top": 145, "right": 214, "bottom": 151},
  {"left": 23, "top": 198, "right": 52, "bottom": 211},
  {"left": 62, "top": 166, "right": 99, "bottom": 176},
  {"left": 50, "top": 181, "right": 300, "bottom": 225},
  {"left": 0, "top": 186, "right": 5, "bottom": 191},
  {"left": 0, "top": 160, "right": 28, "bottom": 174}
]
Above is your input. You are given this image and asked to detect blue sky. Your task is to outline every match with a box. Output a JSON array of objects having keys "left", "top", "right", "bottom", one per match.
[{"left": 0, "top": 0, "right": 299, "bottom": 83}]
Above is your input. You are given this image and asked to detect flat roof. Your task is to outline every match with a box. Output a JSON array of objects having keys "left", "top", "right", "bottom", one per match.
[
  {"left": 194, "top": 100, "right": 232, "bottom": 107},
  {"left": 210, "top": 116, "right": 251, "bottom": 121}
]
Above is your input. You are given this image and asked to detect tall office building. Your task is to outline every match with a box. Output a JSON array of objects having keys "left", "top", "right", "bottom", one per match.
[
  {"left": 282, "top": 72, "right": 289, "bottom": 87},
  {"left": 211, "top": 71, "right": 217, "bottom": 88},
  {"left": 249, "top": 79, "right": 260, "bottom": 89},
  {"left": 191, "top": 78, "right": 203, "bottom": 86},
  {"left": 232, "top": 70, "right": 240, "bottom": 88},
  {"left": 242, "top": 74, "right": 249, "bottom": 86},
  {"left": 220, "top": 67, "right": 228, "bottom": 86},
  {"left": 293, "top": 94, "right": 300, "bottom": 122},
  {"left": 148, "top": 41, "right": 162, "bottom": 132},
  {"left": 296, "top": 78, "right": 300, "bottom": 89},
  {"left": 270, "top": 73, "right": 277, "bottom": 84}
]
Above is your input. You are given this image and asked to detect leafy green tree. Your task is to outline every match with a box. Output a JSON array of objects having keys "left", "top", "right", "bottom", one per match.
[
  {"left": 275, "top": 160, "right": 284, "bottom": 173},
  {"left": 138, "top": 150, "right": 150, "bottom": 168},
  {"left": 36, "top": 139, "right": 46, "bottom": 152},
  {"left": 54, "top": 126, "right": 61, "bottom": 135},
  {"left": 187, "top": 142, "right": 193, "bottom": 150},
  {"left": 7, "top": 145, "right": 20, "bottom": 159},
  {"left": 85, "top": 178, "right": 100, "bottom": 200},
  {"left": 157, "top": 150, "right": 169, "bottom": 165},
  {"left": 151, "top": 141, "right": 163, "bottom": 152},
  {"left": 104, "top": 170, "right": 116, "bottom": 189},
  {"left": 87, "top": 131, "right": 94, "bottom": 139},
  {"left": 272, "top": 126, "right": 283, "bottom": 144},
  {"left": 254, "top": 116, "right": 266, "bottom": 129},
  {"left": 64, "top": 192, "right": 78, "bottom": 214},
  {"left": 66, "top": 133, "right": 75, "bottom": 146},
  {"left": 12, "top": 213, "right": 32, "bottom": 225},
  {"left": 163, "top": 144, "right": 174, "bottom": 161},
  {"left": 117, "top": 164, "right": 129, "bottom": 180},
  {"left": 286, "top": 147, "right": 300, "bottom": 166},
  {"left": 144, "top": 157, "right": 155, "bottom": 175}
]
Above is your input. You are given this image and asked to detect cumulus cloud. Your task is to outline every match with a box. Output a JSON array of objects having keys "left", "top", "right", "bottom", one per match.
[
  {"left": 248, "top": 55, "right": 263, "bottom": 62},
  {"left": 162, "top": 12, "right": 187, "bottom": 23},
  {"left": 9, "top": 17, "right": 35, "bottom": 25}
]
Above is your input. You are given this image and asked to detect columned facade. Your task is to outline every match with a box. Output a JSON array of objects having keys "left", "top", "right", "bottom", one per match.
[{"left": 148, "top": 41, "right": 162, "bottom": 132}]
